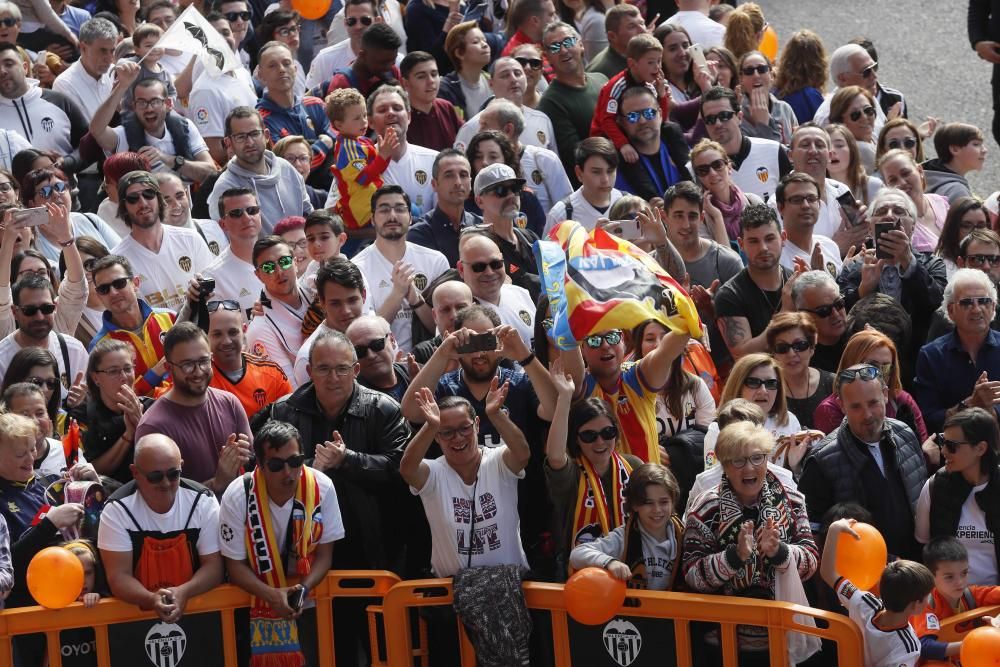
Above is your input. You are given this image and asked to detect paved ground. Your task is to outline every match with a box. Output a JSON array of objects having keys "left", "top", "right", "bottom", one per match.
[{"left": 757, "top": 0, "right": 999, "bottom": 195}]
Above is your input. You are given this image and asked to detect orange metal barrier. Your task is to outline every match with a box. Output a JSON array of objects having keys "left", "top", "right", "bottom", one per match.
[
  {"left": 0, "top": 570, "right": 400, "bottom": 667},
  {"left": 938, "top": 604, "right": 1000, "bottom": 642},
  {"left": 381, "top": 579, "right": 866, "bottom": 667}
]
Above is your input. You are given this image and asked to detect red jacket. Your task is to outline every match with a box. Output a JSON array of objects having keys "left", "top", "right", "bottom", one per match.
[{"left": 590, "top": 69, "right": 670, "bottom": 150}]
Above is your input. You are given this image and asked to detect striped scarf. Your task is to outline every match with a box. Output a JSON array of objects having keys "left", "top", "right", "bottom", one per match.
[
  {"left": 571, "top": 453, "right": 632, "bottom": 552},
  {"left": 244, "top": 466, "right": 322, "bottom": 667}
]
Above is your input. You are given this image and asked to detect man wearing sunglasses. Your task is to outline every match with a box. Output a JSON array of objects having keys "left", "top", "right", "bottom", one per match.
[
  {"left": 926, "top": 229, "right": 1000, "bottom": 341},
  {"left": 352, "top": 185, "right": 447, "bottom": 352},
  {"left": 457, "top": 232, "right": 536, "bottom": 345},
  {"left": 346, "top": 315, "right": 410, "bottom": 402},
  {"left": 111, "top": 171, "right": 217, "bottom": 313},
  {"left": 791, "top": 270, "right": 849, "bottom": 373},
  {"left": 89, "top": 255, "right": 179, "bottom": 397},
  {"left": 915, "top": 269, "right": 1000, "bottom": 433},
  {"left": 98, "top": 434, "right": 224, "bottom": 627},
  {"left": 614, "top": 86, "right": 692, "bottom": 202},
  {"left": 799, "top": 364, "right": 926, "bottom": 561},
  {"left": 700, "top": 86, "right": 791, "bottom": 202},
  {"left": 200, "top": 187, "right": 266, "bottom": 318},
  {"left": 812, "top": 43, "right": 886, "bottom": 137}
]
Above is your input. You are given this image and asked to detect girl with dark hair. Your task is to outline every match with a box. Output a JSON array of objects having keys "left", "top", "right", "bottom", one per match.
[
  {"left": 705, "top": 46, "right": 738, "bottom": 90},
  {"left": 1, "top": 348, "right": 62, "bottom": 434},
  {"left": 0, "top": 169, "right": 19, "bottom": 206},
  {"left": 736, "top": 50, "right": 797, "bottom": 145},
  {"left": 654, "top": 23, "right": 696, "bottom": 102},
  {"left": 935, "top": 197, "right": 991, "bottom": 277},
  {"left": 915, "top": 407, "right": 1000, "bottom": 585},
  {"left": 545, "top": 360, "right": 643, "bottom": 580}
]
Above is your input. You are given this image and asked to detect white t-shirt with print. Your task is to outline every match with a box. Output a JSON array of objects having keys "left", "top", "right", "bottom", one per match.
[
  {"left": 204, "top": 248, "right": 265, "bottom": 317},
  {"left": 245, "top": 286, "right": 311, "bottom": 380},
  {"left": 915, "top": 478, "right": 998, "bottom": 586},
  {"left": 479, "top": 283, "right": 535, "bottom": 346},
  {"left": 412, "top": 445, "right": 528, "bottom": 578},
  {"left": 352, "top": 242, "right": 449, "bottom": 352},
  {"left": 98, "top": 484, "right": 221, "bottom": 555},
  {"left": 654, "top": 376, "right": 715, "bottom": 439},
  {"left": 112, "top": 226, "right": 217, "bottom": 311},
  {"left": 543, "top": 187, "right": 624, "bottom": 237},
  {"left": 325, "top": 143, "right": 439, "bottom": 217}
]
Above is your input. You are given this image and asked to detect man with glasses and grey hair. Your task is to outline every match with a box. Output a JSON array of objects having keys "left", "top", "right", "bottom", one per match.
[
  {"left": 799, "top": 363, "right": 926, "bottom": 561},
  {"left": 791, "top": 270, "right": 848, "bottom": 372},
  {"left": 926, "top": 228, "right": 1000, "bottom": 340},
  {"left": 915, "top": 268, "right": 1000, "bottom": 433}
]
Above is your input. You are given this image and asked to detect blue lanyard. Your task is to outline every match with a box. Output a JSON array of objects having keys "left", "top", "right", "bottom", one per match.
[{"left": 639, "top": 145, "right": 679, "bottom": 195}]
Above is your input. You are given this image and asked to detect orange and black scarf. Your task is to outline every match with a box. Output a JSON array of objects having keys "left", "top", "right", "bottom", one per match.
[
  {"left": 244, "top": 466, "right": 322, "bottom": 667},
  {"left": 571, "top": 453, "right": 632, "bottom": 550}
]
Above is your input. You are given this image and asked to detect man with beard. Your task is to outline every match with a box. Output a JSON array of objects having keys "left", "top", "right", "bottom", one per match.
[
  {"left": 791, "top": 271, "right": 849, "bottom": 373},
  {"left": 351, "top": 185, "right": 446, "bottom": 352},
  {"left": 89, "top": 62, "right": 217, "bottom": 184},
  {"left": 614, "top": 86, "right": 692, "bottom": 201},
  {"left": 111, "top": 171, "right": 216, "bottom": 312},
  {"left": 408, "top": 150, "right": 481, "bottom": 266},
  {"left": 201, "top": 187, "right": 266, "bottom": 317},
  {"left": 89, "top": 255, "right": 177, "bottom": 397},
  {"left": 208, "top": 105, "right": 312, "bottom": 234},
  {"left": 538, "top": 23, "right": 608, "bottom": 186},
  {"left": 799, "top": 364, "right": 925, "bottom": 561},
  {"left": 776, "top": 172, "right": 842, "bottom": 277},
  {"left": 346, "top": 314, "right": 411, "bottom": 402},
  {"left": 457, "top": 233, "right": 536, "bottom": 345},
  {"left": 207, "top": 300, "right": 291, "bottom": 420},
  {"left": 324, "top": 86, "right": 438, "bottom": 217},
  {"left": 245, "top": 236, "right": 312, "bottom": 379},
  {"left": 0, "top": 274, "right": 88, "bottom": 394},
  {"left": 915, "top": 269, "right": 1000, "bottom": 433},
  {"left": 155, "top": 172, "right": 229, "bottom": 257},
  {"left": 714, "top": 204, "right": 798, "bottom": 359},
  {"left": 701, "top": 86, "right": 791, "bottom": 203},
  {"left": 134, "top": 323, "right": 253, "bottom": 494},
  {"left": 927, "top": 228, "right": 1000, "bottom": 340},
  {"left": 292, "top": 257, "right": 368, "bottom": 385}
]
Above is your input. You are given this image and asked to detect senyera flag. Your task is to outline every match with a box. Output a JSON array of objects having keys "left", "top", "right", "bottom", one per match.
[
  {"left": 535, "top": 221, "right": 702, "bottom": 350},
  {"left": 150, "top": 5, "right": 240, "bottom": 76}
]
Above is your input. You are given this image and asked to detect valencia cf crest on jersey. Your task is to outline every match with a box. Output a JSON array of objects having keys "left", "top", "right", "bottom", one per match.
[
  {"left": 531, "top": 169, "right": 543, "bottom": 185},
  {"left": 415, "top": 170, "right": 428, "bottom": 185},
  {"left": 178, "top": 256, "right": 192, "bottom": 272},
  {"left": 756, "top": 166, "right": 769, "bottom": 183}
]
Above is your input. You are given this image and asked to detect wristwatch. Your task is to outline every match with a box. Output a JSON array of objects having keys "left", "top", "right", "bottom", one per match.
[{"left": 173, "top": 155, "right": 186, "bottom": 171}]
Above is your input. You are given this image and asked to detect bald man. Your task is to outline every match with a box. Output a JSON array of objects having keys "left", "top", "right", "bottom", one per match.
[
  {"left": 346, "top": 314, "right": 412, "bottom": 402},
  {"left": 457, "top": 233, "right": 535, "bottom": 345},
  {"left": 413, "top": 280, "right": 473, "bottom": 364},
  {"left": 98, "top": 434, "right": 224, "bottom": 623}
]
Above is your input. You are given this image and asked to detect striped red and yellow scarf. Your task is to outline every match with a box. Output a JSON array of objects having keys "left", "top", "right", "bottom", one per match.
[
  {"left": 571, "top": 453, "right": 632, "bottom": 551},
  {"left": 244, "top": 466, "right": 322, "bottom": 667}
]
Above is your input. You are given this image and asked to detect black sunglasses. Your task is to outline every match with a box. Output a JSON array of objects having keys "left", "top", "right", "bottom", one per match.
[
  {"left": 345, "top": 15, "right": 373, "bottom": 26},
  {"left": 142, "top": 467, "right": 182, "bottom": 483},
  {"left": 514, "top": 56, "right": 542, "bottom": 69},
  {"left": 207, "top": 299, "right": 240, "bottom": 313},
  {"left": 354, "top": 334, "right": 388, "bottom": 359},
  {"left": 744, "top": 377, "right": 779, "bottom": 390},
  {"left": 27, "top": 376, "right": 59, "bottom": 391},
  {"left": 578, "top": 425, "right": 618, "bottom": 443},
  {"left": 225, "top": 10, "right": 250, "bottom": 21},
  {"left": 741, "top": 64, "right": 770, "bottom": 76},
  {"left": 887, "top": 137, "right": 917, "bottom": 150},
  {"left": 694, "top": 158, "right": 727, "bottom": 177},
  {"left": 124, "top": 188, "right": 157, "bottom": 205},
  {"left": 704, "top": 110, "right": 736, "bottom": 126},
  {"left": 773, "top": 339, "right": 812, "bottom": 355},
  {"left": 848, "top": 106, "right": 876, "bottom": 123},
  {"left": 936, "top": 434, "right": 976, "bottom": 454},
  {"left": 964, "top": 255, "right": 1000, "bottom": 267},
  {"left": 861, "top": 62, "right": 878, "bottom": 78},
  {"left": 226, "top": 205, "right": 261, "bottom": 219},
  {"left": 584, "top": 330, "right": 623, "bottom": 348},
  {"left": 838, "top": 365, "right": 881, "bottom": 384},
  {"left": 95, "top": 277, "right": 130, "bottom": 295},
  {"left": 0, "top": 18, "right": 18, "bottom": 27},
  {"left": 802, "top": 298, "right": 846, "bottom": 319},
  {"left": 486, "top": 182, "right": 523, "bottom": 198},
  {"left": 16, "top": 302, "right": 56, "bottom": 316},
  {"left": 956, "top": 296, "right": 995, "bottom": 308},
  {"left": 468, "top": 259, "right": 504, "bottom": 273},
  {"left": 265, "top": 454, "right": 306, "bottom": 472}
]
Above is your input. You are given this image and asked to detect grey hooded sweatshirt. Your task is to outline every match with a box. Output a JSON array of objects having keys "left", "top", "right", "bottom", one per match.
[
  {"left": 921, "top": 158, "right": 972, "bottom": 206},
  {"left": 207, "top": 150, "right": 313, "bottom": 234}
]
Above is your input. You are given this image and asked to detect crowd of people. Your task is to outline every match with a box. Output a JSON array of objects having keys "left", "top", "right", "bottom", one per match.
[{"left": 0, "top": 0, "right": 996, "bottom": 665}]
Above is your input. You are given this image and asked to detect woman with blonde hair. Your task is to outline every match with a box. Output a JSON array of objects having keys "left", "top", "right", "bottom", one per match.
[
  {"left": 723, "top": 2, "right": 766, "bottom": 61},
  {"left": 826, "top": 124, "right": 883, "bottom": 205},
  {"left": 774, "top": 29, "right": 827, "bottom": 124},
  {"left": 877, "top": 148, "right": 949, "bottom": 252},
  {"left": 813, "top": 329, "right": 928, "bottom": 441},
  {"left": 690, "top": 138, "right": 764, "bottom": 243}
]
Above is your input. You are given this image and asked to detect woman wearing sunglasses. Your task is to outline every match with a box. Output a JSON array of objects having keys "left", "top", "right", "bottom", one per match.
[
  {"left": 876, "top": 117, "right": 927, "bottom": 165},
  {"left": 0, "top": 170, "right": 19, "bottom": 207},
  {"left": 826, "top": 124, "right": 883, "bottom": 206},
  {"left": 814, "top": 329, "right": 928, "bottom": 442},
  {"left": 934, "top": 198, "right": 992, "bottom": 278},
  {"left": 545, "top": 361, "right": 643, "bottom": 580},
  {"left": 1, "top": 348, "right": 64, "bottom": 437},
  {"left": 765, "top": 313, "right": 833, "bottom": 432},
  {"left": 690, "top": 138, "right": 764, "bottom": 244},
  {"left": 828, "top": 85, "right": 878, "bottom": 173},
  {"left": 736, "top": 51, "right": 796, "bottom": 146},
  {"left": 19, "top": 167, "right": 121, "bottom": 262},
  {"left": 914, "top": 407, "right": 1000, "bottom": 586},
  {"left": 511, "top": 44, "right": 547, "bottom": 108},
  {"left": 877, "top": 149, "right": 949, "bottom": 253}
]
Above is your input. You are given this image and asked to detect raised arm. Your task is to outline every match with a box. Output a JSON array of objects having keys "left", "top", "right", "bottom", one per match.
[
  {"left": 495, "top": 324, "right": 558, "bottom": 421},
  {"left": 399, "top": 387, "right": 437, "bottom": 491},
  {"left": 488, "top": 378, "right": 531, "bottom": 474},
  {"left": 819, "top": 518, "right": 859, "bottom": 589},
  {"left": 636, "top": 329, "right": 690, "bottom": 390},
  {"left": 401, "top": 330, "right": 463, "bottom": 422},
  {"left": 544, "top": 359, "right": 575, "bottom": 471},
  {"left": 90, "top": 62, "right": 140, "bottom": 153}
]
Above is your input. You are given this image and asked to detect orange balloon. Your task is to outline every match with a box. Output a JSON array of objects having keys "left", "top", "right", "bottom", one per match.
[
  {"left": 836, "top": 522, "right": 887, "bottom": 591},
  {"left": 960, "top": 626, "right": 1000, "bottom": 667},
  {"left": 564, "top": 567, "right": 626, "bottom": 625},
  {"left": 292, "top": 0, "right": 331, "bottom": 21},
  {"left": 758, "top": 25, "right": 779, "bottom": 62},
  {"left": 27, "top": 546, "right": 84, "bottom": 609}
]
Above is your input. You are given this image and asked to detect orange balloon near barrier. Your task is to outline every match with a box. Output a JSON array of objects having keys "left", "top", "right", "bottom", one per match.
[
  {"left": 836, "top": 522, "right": 887, "bottom": 591},
  {"left": 759, "top": 25, "right": 779, "bottom": 62},
  {"left": 27, "top": 546, "right": 84, "bottom": 609},
  {"left": 292, "top": 0, "right": 331, "bottom": 21},
  {"left": 564, "top": 567, "right": 626, "bottom": 625},
  {"left": 960, "top": 626, "right": 1000, "bottom": 666}
]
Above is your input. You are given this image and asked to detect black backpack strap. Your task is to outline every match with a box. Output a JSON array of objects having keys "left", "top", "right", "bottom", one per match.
[
  {"left": 182, "top": 487, "right": 207, "bottom": 530},
  {"left": 56, "top": 332, "right": 71, "bottom": 389},
  {"left": 111, "top": 497, "right": 144, "bottom": 532},
  {"left": 560, "top": 196, "right": 573, "bottom": 222}
]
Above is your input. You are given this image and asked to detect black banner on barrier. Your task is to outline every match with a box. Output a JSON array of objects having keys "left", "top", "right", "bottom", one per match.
[
  {"left": 567, "top": 616, "right": 677, "bottom": 667},
  {"left": 97, "top": 611, "right": 227, "bottom": 667}
]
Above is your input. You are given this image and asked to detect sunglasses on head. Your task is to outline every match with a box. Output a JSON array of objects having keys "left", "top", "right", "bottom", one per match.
[
  {"left": 345, "top": 15, "right": 373, "bottom": 26},
  {"left": 468, "top": 258, "right": 504, "bottom": 273},
  {"left": 743, "top": 377, "right": 779, "bottom": 390},
  {"left": 37, "top": 181, "right": 67, "bottom": 199},
  {"left": 802, "top": 297, "right": 846, "bottom": 319},
  {"left": 0, "top": 18, "right": 18, "bottom": 27},
  {"left": 741, "top": 64, "right": 770, "bottom": 76},
  {"left": 863, "top": 360, "right": 893, "bottom": 379},
  {"left": 207, "top": 299, "right": 240, "bottom": 313},
  {"left": 956, "top": 296, "right": 994, "bottom": 308},
  {"left": 486, "top": 182, "right": 523, "bottom": 197},
  {"left": 226, "top": 205, "right": 261, "bottom": 219},
  {"left": 624, "top": 107, "right": 657, "bottom": 124},
  {"left": 703, "top": 110, "right": 736, "bottom": 126},
  {"left": 694, "top": 158, "right": 727, "bottom": 177},
  {"left": 849, "top": 106, "right": 876, "bottom": 123},
  {"left": 354, "top": 333, "right": 388, "bottom": 359},
  {"left": 514, "top": 56, "right": 542, "bottom": 69},
  {"left": 887, "top": 137, "right": 918, "bottom": 150},
  {"left": 773, "top": 339, "right": 812, "bottom": 355},
  {"left": 225, "top": 10, "right": 250, "bottom": 21},
  {"left": 258, "top": 255, "right": 294, "bottom": 274},
  {"left": 27, "top": 376, "right": 59, "bottom": 391},
  {"left": 142, "top": 467, "right": 182, "bottom": 483},
  {"left": 547, "top": 36, "right": 577, "bottom": 54},
  {"left": 95, "top": 277, "right": 130, "bottom": 295},
  {"left": 584, "top": 330, "right": 623, "bottom": 348},
  {"left": 837, "top": 365, "right": 881, "bottom": 384},
  {"left": 124, "top": 188, "right": 157, "bottom": 205},
  {"left": 16, "top": 302, "right": 56, "bottom": 316},
  {"left": 578, "top": 425, "right": 618, "bottom": 443},
  {"left": 265, "top": 453, "right": 306, "bottom": 472}
]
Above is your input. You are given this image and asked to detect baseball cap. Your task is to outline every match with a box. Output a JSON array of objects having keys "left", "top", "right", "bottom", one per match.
[{"left": 473, "top": 163, "right": 526, "bottom": 196}]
